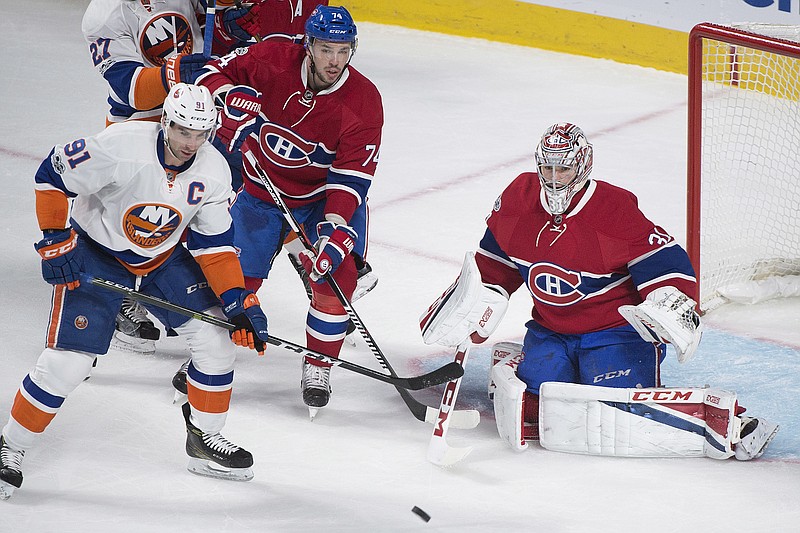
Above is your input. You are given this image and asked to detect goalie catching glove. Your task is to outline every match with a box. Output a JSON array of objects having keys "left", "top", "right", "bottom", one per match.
[
  {"left": 618, "top": 286, "right": 702, "bottom": 363},
  {"left": 220, "top": 288, "right": 269, "bottom": 355},
  {"left": 420, "top": 252, "right": 509, "bottom": 347}
]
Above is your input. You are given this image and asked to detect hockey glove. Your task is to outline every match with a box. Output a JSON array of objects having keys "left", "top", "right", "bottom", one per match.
[
  {"left": 618, "top": 286, "right": 703, "bottom": 364},
  {"left": 161, "top": 53, "right": 209, "bottom": 89},
  {"left": 216, "top": 85, "right": 262, "bottom": 153},
  {"left": 219, "top": 2, "right": 264, "bottom": 43},
  {"left": 221, "top": 288, "right": 269, "bottom": 355},
  {"left": 305, "top": 220, "right": 357, "bottom": 282},
  {"left": 35, "top": 229, "right": 81, "bottom": 290}
]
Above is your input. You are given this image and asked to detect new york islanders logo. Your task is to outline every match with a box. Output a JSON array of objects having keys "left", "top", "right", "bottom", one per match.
[
  {"left": 140, "top": 12, "right": 194, "bottom": 67},
  {"left": 527, "top": 263, "right": 585, "bottom": 306},
  {"left": 123, "top": 204, "right": 182, "bottom": 248}
]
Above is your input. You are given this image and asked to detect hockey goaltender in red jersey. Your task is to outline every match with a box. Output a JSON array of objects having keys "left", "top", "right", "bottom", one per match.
[{"left": 420, "top": 122, "right": 779, "bottom": 461}]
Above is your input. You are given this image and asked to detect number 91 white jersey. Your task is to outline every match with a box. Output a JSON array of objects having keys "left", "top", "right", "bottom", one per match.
[{"left": 35, "top": 121, "right": 235, "bottom": 270}]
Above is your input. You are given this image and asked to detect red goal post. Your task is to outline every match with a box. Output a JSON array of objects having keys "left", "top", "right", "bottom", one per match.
[{"left": 687, "top": 22, "right": 800, "bottom": 313}]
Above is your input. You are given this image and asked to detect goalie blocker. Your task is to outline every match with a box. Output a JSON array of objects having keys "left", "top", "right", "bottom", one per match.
[
  {"left": 420, "top": 252, "right": 508, "bottom": 347},
  {"left": 492, "top": 364, "right": 779, "bottom": 460}
]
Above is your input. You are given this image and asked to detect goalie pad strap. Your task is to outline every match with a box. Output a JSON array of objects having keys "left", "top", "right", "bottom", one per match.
[
  {"left": 539, "top": 382, "right": 738, "bottom": 459},
  {"left": 420, "top": 252, "right": 509, "bottom": 347},
  {"left": 492, "top": 352, "right": 528, "bottom": 451}
]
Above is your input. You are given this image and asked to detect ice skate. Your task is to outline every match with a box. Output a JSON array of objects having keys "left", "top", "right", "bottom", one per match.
[
  {"left": 301, "top": 359, "right": 331, "bottom": 420},
  {"left": 111, "top": 297, "right": 160, "bottom": 355},
  {"left": 0, "top": 436, "right": 24, "bottom": 501},
  {"left": 172, "top": 359, "right": 190, "bottom": 404},
  {"left": 352, "top": 260, "right": 377, "bottom": 303},
  {"left": 734, "top": 417, "right": 779, "bottom": 460},
  {"left": 182, "top": 403, "right": 253, "bottom": 481},
  {"left": 288, "top": 252, "right": 313, "bottom": 300}
]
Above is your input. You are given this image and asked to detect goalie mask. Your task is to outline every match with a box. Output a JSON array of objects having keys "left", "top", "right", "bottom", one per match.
[{"left": 535, "top": 123, "right": 593, "bottom": 215}]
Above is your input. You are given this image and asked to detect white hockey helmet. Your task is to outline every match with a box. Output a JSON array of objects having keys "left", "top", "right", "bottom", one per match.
[
  {"left": 162, "top": 83, "right": 217, "bottom": 132},
  {"left": 534, "top": 123, "right": 593, "bottom": 214}
]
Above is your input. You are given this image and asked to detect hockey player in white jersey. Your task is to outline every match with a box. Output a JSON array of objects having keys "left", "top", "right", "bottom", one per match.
[{"left": 0, "top": 84, "right": 269, "bottom": 500}]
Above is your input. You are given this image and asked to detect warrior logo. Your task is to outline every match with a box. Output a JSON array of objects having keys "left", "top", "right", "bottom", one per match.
[
  {"left": 123, "top": 204, "right": 182, "bottom": 248},
  {"left": 140, "top": 12, "right": 193, "bottom": 67},
  {"left": 527, "top": 263, "right": 585, "bottom": 306}
]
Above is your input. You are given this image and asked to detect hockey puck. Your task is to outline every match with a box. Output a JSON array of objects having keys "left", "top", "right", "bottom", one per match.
[{"left": 412, "top": 506, "right": 431, "bottom": 522}]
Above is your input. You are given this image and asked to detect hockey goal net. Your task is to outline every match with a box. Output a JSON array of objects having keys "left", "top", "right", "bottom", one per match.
[{"left": 688, "top": 22, "right": 800, "bottom": 313}]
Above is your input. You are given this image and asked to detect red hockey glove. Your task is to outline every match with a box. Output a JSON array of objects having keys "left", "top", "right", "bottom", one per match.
[
  {"left": 304, "top": 221, "right": 357, "bottom": 282},
  {"left": 216, "top": 2, "right": 265, "bottom": 44},
  {"left": 216, "top": 85, "right": 262, "bottom": 153}
]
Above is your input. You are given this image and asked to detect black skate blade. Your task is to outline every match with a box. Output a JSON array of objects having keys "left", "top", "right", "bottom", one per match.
[{"left": 186, "top": 458, "right": 253, "bottom": 482}]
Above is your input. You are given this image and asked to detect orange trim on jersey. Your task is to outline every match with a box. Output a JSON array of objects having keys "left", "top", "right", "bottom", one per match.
[
  {"left": 194, "top": 251, "right": 246, "bottom": 297},
  {"left": 187, "top": 384, "right": 232, "bottom": 414},
  {"left": 133, "top": 66, "right": 169, "bottom": 110},
  {"left": 46, "top": 285, "right": 66, "bottom": 347},
  {"left": 11, "top": 391, "right": 56, "bottom": 433},
  {"left": 117, "top": 249, "right": 173, "bottom": 276},
  {"left": 105, "top": 115, "right": 161, "bottom": 128},
  {"left": 35, "top": 189, "right": 70, "bottom": 230}
]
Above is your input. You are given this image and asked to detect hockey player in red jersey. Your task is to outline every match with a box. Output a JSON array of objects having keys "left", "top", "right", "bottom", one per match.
[
  {"left": 0, "top": 84, "right": 269, "bottom": 500},
  {"left": 420, "top": 123, "right": 778, "bottom": 461},
  {"left": 197, "top": 4, "right": 383, "bottom": 416}
]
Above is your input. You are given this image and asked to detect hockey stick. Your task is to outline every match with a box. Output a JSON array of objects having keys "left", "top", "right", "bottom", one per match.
[
  {"left": 242, "top": 150, "right": 480, "bottom": 429},
  {"left": 427, "top": 339, "right": 474, "bottom": 466},
  {"left": 202, "top": 0, "right": 216, "bottom": 58},
  {"left": 83, "top": 275, "right": 462, "bottom": 390}
]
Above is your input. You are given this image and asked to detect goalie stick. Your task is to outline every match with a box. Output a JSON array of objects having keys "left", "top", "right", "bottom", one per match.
[
  {"left": 242, "top": 150, "right": 480, "bottom": 429},
  {"left": 83, "top": 275, "right": 462, "bottom": 390},
  {"left": 427, "top": 340, "right": 474, "bottom": 466}
]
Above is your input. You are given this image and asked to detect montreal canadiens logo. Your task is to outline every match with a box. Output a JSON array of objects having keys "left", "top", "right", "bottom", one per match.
[
  {"left": 140, "top": 12, "right": 193, "bottom": 67},
  {"left": 123, "top": 204, "right": 182, "bottom": 248},
  {"left": 528, "top": 263, "right": 585, "bottom": 306},
  {"left": 258, "top": 124, "right": 317, "bottom": 169}
]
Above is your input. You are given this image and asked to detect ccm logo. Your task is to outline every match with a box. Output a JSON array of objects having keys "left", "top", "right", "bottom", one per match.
[
  {"left": 40, "top": 235, "right": 77, "bottom": 258},
  {"left": 632, "top": 390, "right": 694, "bottom": 402}
]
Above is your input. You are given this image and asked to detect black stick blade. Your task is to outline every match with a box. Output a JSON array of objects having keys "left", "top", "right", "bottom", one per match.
[{"left": 403, "top": 361, "right": 464, "bottom": 390}]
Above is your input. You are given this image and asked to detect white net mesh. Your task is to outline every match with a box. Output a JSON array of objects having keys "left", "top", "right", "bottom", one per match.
[{"left": 694, "top": 24, "right": 800, "bottom": 312}]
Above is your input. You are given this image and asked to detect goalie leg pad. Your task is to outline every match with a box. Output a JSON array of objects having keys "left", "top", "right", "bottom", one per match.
[
  {"left": 539, "top": 382, "right": 739, "bottom": 459},
  {"left": 492, "top": 352, "right": 529, "bottom": 451},
  {"left": 420, "top": 252, "right": 508, "bottom": 347}
]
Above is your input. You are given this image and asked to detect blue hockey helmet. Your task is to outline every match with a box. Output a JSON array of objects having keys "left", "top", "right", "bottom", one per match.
[{"left": 305, "top": 5, "right": 358, "bottom": 47}]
